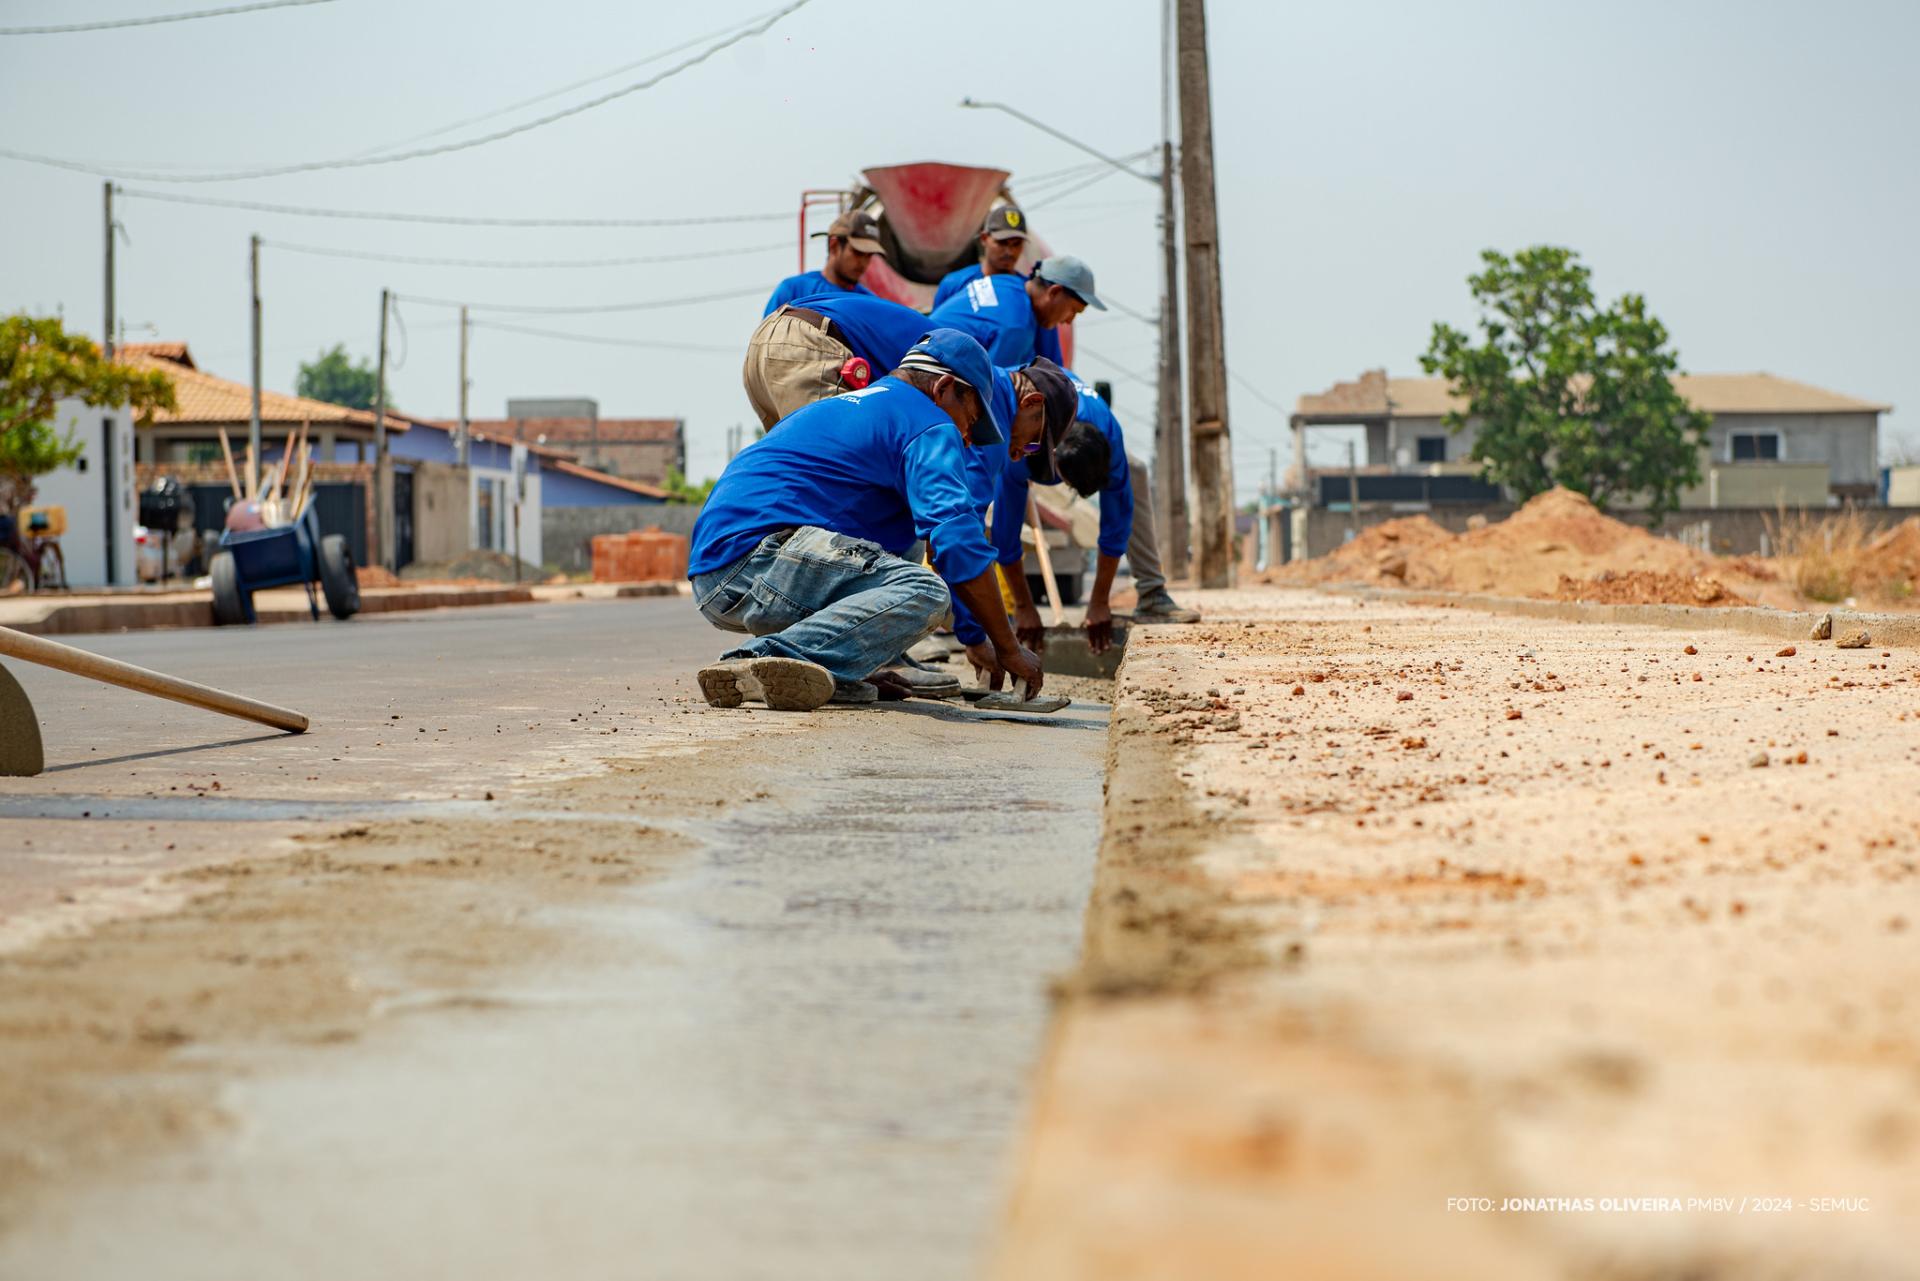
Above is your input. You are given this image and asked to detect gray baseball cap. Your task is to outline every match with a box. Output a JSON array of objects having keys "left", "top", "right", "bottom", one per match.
[{"left": 1033, "top": 255, "right": 1107, "bottom": 311}]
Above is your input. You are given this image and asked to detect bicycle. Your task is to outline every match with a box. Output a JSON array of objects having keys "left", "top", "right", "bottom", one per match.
[{"left": 0, "top": 507, "right": 68, "bottom": 596}]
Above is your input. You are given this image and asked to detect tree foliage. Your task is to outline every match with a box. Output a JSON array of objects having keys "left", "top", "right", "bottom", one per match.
[
  {"left": 1421, "top": 246, "right": 1710, "bottom": 524},
  {"left": 0, "top": 314, "right": 175, "bottom": 513},
  {"left": 662, "top": 466, "right": 716, "bottom": 505},
  {"left": 296, "top": 343, "right": 379, "bottom": 410}
]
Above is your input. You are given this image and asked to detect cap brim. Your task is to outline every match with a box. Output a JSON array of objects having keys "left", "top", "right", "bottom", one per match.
[
  {"left": 986, "top": 229, "right": 1027, "bottom": 242},
  {"left": 1075, "top": 289, "right": 1108, "bottom": 312},
  {"left": 846, "top": 236, "right": 886, "bottom": 255}
]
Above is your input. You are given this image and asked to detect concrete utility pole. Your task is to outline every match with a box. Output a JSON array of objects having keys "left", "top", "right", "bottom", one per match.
[
  {"left": 102, "top": 183, "right": 116, "bottom": 359},
  {"left": 374, "top": 288, "right": 392, "bottom": 571},
  {"left": 456, "top": 304, "right": 470, "bottom": 467},
  {"left": 1157, "top": 0, "right": 1189, "bottom": 582},
  {"left": 1176, "top": 0, "right": 1235, "bottom": 588},
  {"left": 248, "top": 233, "right": 263, "bottom": 497}
]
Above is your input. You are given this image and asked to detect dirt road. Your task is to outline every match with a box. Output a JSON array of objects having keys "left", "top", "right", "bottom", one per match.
[
  {"left": 0, "top": 598, "right": 1109, "bottom": 1280},
  {"left": 995, "top": 587, "right": 1920, "bottom": 1280}
]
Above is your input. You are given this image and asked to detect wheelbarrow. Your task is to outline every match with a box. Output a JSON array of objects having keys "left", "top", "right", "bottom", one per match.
[{"left": 207, "top": 504, "right": 360, "bottom": 626}]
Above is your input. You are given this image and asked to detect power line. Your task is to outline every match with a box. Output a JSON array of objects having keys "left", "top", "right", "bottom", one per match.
[
  {"left": 0, "top": 0, "right": 810, "bottom": 182},
  {"left": 396, "top": 285, "right": 765, "bottom": 316},
  {"left": 473, "top": 319, "right": 737, "bottom": 354},
  {"left": 352, "top": 5, "right": 793, "bottom": 157},
  {"left": 116, "top": 187, "right": 789, "bottom": 227},
  {"left": 262, "top": 238, "right": 789, "bottom": 269},
  {"left": 0, "top": 0, "right": 332, "bottom": 35}
]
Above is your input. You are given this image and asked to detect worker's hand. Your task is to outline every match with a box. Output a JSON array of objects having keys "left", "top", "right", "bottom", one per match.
[
  {"left": 997, "top": 642, "right": 1044, "bottom": 698},
  {"left": 1084, "top": 598, "right": 1114, "bottom": 655},
  {"left": 1014, "top": 603, "right": 1047, "bottom": 654},
  {"left": 964, "top": 641, "right": 1005, "bottom": 691}
]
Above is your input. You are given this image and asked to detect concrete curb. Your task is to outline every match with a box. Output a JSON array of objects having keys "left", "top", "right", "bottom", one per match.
[
  {"left": 1330, "top": 583, "right": 1920, "bottom": 649},
  {"left": 7, "top": 585, "right": 538, "bottom": 637}
]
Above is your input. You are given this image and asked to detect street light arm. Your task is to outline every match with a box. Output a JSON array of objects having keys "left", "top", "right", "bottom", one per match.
[{"left": 959, "top": 97, "right": 1161, "bottom": 187}]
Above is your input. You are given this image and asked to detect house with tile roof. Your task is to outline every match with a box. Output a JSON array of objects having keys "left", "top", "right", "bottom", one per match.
[
  {"left": 453, "top": 408, "right": 686, "bottom": 489},
  {"left": 1291, "top": 369, "right": 1892, "bottom": 507}
]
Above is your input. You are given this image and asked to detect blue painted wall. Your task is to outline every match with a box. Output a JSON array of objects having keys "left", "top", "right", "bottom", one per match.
[{"left": 389, "top": 424, "right": 660, "bottom": 507}]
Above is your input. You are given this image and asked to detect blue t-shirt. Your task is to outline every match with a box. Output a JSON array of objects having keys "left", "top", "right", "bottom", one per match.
[
  {"left": 763, "top": 271, "right": 873, "bottom": 317},
  {"left": 992, "top": 374, "right": 1132, "bottom": 564},
  {"left": 689, "top": 377, "right": 995, "bottom": 587},
  {"left": 783, "top": 292, "right": 931, "bottom": 374},
  {"left": 928, "top": 273, "right": 1040, "bottom": 367}
]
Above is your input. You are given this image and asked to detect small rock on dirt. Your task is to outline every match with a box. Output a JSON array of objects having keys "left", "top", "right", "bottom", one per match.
[
  {"left": 1810, "top": 612, "right": 1833, "bottom": 640},
  {"left": 1836, "top": 629, "right": 1871, "bottom": 649},
  {"left": 1749, "top": 752, "right": 1769, "bottom": 768},
  {"left": 1776, "top": 646, "right": 1797, "bottom": 658}
]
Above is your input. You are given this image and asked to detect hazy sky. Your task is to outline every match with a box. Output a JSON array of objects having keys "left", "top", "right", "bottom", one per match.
[{"left": 4, "top": 0, "right": 1915, "bottom": 498}]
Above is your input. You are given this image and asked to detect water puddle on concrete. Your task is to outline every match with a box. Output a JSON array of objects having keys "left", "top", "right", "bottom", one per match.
[{"left": 0, "top": 707, "right": 1109, "bottom": 1281}]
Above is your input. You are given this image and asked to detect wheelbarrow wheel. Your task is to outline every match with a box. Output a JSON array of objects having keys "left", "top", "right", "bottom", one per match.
[
  {"left": 209, "top": 549, "right": 248, "bottom": 626},
  {"left": 318, "top": 534, "right": 360, "bottom": 620}
]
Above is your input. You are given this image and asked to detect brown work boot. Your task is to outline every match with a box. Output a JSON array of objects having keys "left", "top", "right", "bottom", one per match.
[{"left": 697, "top": 657, "right": 835, "bottom": 711}]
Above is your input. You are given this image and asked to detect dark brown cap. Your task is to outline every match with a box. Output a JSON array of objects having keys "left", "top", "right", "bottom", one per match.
[
  {"left": 983, "top": 204, "right": 1030, "bottom": 242},
  {"left": 811, "top": 208, "right": 886, "bottom": 255}
]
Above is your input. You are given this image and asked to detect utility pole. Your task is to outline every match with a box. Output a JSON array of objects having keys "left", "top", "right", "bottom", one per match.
[
  {"left": 1176, "top": 0, "right": 1235, "bottom": 588},
  {"left": 102, "top": 184, "right": 116, "bottom": 359},
  {"left": 249, "top": 233, "right": 263, "bottom": 498},
  {"left": 374, "top": 288, "right": 392, "bottom": 571},
  {"left": 456, "top": 304, "right": 470, "bottom": 467},
  {"left": 1157, "top": 0, "right": 1190, "bottom": 582}
]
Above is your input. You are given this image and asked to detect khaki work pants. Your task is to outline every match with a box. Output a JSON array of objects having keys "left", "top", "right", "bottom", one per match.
[{"left": 742, "top": 308, "right": 853, "bottom": 430}]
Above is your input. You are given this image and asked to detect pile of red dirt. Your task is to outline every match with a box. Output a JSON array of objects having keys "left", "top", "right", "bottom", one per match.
[
  {"left": 1275, "top": 489, "right": 1731, "bottom": 599},
  {"left": 1551, "top": 570, "right": 1742, "bottom": 607},
  {"left": 355, "top": 565, "right": 402, "bottom": 589},
  {"left": 1853, "top": 517, "right": 1920, "bottom": 595}
]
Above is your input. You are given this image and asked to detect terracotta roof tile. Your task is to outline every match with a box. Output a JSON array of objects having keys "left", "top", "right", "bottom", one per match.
[{"left": 118, "top": 342, "right": 406, "bottom": 431}]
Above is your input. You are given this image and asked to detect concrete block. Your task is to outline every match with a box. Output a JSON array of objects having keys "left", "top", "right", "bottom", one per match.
[{"left": 1041, "top": 622, "right": 1130, "bottom": 679}]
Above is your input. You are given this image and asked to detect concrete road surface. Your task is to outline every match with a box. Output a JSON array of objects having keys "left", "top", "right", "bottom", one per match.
[{"left": 0, "top": 599, "right": 1107, "bottom": 1280}]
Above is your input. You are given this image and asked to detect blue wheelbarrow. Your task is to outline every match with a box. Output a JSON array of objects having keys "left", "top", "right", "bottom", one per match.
[{"left": 207, "top": 505, "right": 360, "bottom": 626}]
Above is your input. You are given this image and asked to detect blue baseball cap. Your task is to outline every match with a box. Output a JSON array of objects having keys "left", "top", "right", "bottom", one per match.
[{"left": 902, "top": 328, "right": 1007, "bottom": 444}]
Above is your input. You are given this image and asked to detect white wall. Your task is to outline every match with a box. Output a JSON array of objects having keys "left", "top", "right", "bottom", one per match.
[
  {"left": 468, "top": 464, "right": 542, "bottom": 568},
  {"left": 30, "top": 401, "right": 136, "bottom": 588}
]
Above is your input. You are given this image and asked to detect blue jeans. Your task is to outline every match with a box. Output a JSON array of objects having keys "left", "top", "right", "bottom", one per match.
[{"left": 691, "top": 527, "right": 950, "bottom": 682}]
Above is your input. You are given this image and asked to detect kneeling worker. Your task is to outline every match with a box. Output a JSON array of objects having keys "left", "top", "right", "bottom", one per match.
[{"left": 689, "top": 331, "right": 1044, "bottom": 712}]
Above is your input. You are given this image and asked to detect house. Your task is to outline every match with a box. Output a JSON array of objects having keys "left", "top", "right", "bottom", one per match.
[
  {"left": 453, "top": 400, "right": 686, "bottom": 488},
  {"left": 1291, "top": 369, "right": 1891, "bottom": 507}
]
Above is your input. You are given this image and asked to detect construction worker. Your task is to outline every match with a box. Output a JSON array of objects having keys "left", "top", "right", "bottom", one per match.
[
  {"left": 929, "top": 254, "right": 1101, "bottom": 367},
  {"left": 741, "top": 292, "right": 933, "bottom": 431},
  {"left": 689, "top": 330, "right": 1043, "bottom": 712},
  {"left": 762, "top": 209, "right": 886, "bottom": 316},
  {"left": 995, "top": 374, "right": 1199, "bottom": 656},
  {"left": 933, "top": 204, "right": 1065, "bottom": 367}
]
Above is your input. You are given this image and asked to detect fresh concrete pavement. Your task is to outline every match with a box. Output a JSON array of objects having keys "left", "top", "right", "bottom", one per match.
[{"left": 0, "top": 596, "right": 1108, "bottom": 1279}]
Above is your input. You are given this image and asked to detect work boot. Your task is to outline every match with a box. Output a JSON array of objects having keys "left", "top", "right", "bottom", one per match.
[
  {"left": 829, "top": 678, "right": 880, "bottom": 705},
  {"left": 907, "top": 633, "right": 964, "bottom": 663},
  {"left": 877, "top": 658, "right": 963, "bottom": 698},
  {"left": 1128, "top": 591, "right": 1201, "bottom": 624},
  {"left": 697, "top": 657, "right": 834, "bottom": 712}
]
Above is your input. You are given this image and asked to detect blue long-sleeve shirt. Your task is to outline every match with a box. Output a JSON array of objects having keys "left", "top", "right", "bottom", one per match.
[
  {"left": 932, "top": 265, "right": 1065, "bottom": 367},
  {"left": 948, "top": 368, "right": 1026, "bottom": 647},
  {"left": 689, "top": 377, "right": 994, "bottom": 587},
  {"left": 780, "top": 292, "right": 931, "bottom": 373},
  {"left": 928, "top": 273, "right": 1043, "bottom": 367},
  {"left": 991, "top": 376, "right": 1133, "bottom": 566},
  {"left": 763, "top": 271, "right": 873, "bottom": 317}
]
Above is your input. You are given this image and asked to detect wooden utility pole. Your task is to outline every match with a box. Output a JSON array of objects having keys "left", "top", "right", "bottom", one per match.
[
  {"left": 456, "top": 304, "right": 470, "bottom": 467},
  {"left": 374, "top": 288, "right": 392, "bottom": 571},
  {"left": 248, "top": 233, "right": 263, "bottom": 497},
  {"left": 1156, "top": 0, "right": 1190, "bottom": 581},
  {"left": 102, "top": 183, "right": 116, "bottom": 359},
  {"left": 1176, "top": 0, "right": 1235, "bottom": 588}
]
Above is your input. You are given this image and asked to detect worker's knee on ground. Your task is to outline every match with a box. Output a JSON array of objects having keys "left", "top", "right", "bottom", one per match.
[{"left": 902, "top": 565, "right": 949, "bottom": 628}]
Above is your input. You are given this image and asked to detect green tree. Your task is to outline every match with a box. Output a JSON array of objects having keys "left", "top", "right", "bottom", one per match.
[
  {"left": 662, "top": 466, "right": 716, "bottom": 504},
  {"left": 1420, "top": 246, "right": 1710, "bottom": 524},
  {"left": 0, "top": 314, "right": 175, "bottom": 514},
  {"left": 296, "top": 343, "right": 379, "bottom": 410}
]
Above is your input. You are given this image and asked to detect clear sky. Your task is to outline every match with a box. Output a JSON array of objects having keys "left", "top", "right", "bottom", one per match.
[{"left": 4, "top": 0, "right": 1915, "bottom": 499}]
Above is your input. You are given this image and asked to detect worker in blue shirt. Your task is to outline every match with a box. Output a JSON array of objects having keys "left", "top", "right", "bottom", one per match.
[
  {"left": 741, "top": 292, "right": 932, "bottom": 430},
  {"left": 761, "top": 209, "right": 885, "bottom": 316},
  {"left": 689, "top": 330, "right": 1044, "bottom": 712},
  {"left": 928, "top": 254, "right": 1103, "bottom": 367},
  {"left": 931, "top": 205, "right": 1065, "bottom": 367},
  {"left": 995, "top": 376, "right": 1201, "bottom": 644}
]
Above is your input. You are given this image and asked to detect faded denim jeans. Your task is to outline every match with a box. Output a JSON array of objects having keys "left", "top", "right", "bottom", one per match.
[{"left": 691, "top": 527, "right": 950, "bottom": 682}]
